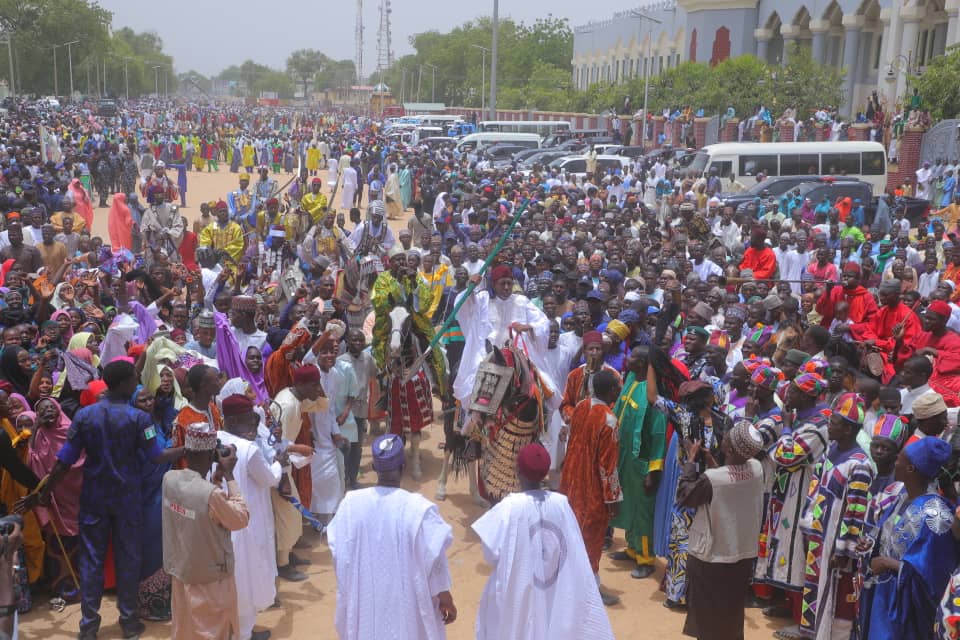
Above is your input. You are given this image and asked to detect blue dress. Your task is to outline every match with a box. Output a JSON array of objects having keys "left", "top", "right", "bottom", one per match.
[
  {"left": 860, "top": 490, "right": 959, "bottom": 640},
  {"left": 653, "top": 431, "right": 679, "bottom": 558}
]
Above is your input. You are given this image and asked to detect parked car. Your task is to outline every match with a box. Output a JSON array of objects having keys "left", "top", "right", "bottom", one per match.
[
  {"left": 548, "top": 154, "right": 631, "bottom": 180},
  {"left": 97, "top": 99, "right": 118, "bottom": 117},
  {"left": 720, "top": 175, "right": 833, "bottom": 212}
]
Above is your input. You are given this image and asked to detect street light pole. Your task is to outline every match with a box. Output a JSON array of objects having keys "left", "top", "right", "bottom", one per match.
[
  {"left": 471, "top": 44, "right": 489, "bottom": 116},
  {"left": 423, "top": 63, "right": 437, "bottom": 103},
  {"left": 631, "top": 10, "right": 662, "bottom": 147},
  {"left": 64, "top": 40, "right": 79, "bottom": 98},
  {"left": 2, "top": 34, "right": 13, "bottom": 97},
  {"left": 417, "top": 64, "right": 422, "bottom": 101},
  {"left": 49, "top": 44, "right": 59, "bottom": 96},
  {"left": 489, "top": 0, "right": 498, "bottom": 120},
  {"left": 123, "top": 58, "right": 130, "bottom": 99}
]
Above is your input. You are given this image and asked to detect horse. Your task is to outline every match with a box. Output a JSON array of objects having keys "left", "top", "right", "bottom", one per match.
[
  {"left": 380, "top": 302, "right": 436, "bottom": 480},
  {"left": 436, "top": 341, "right": 544, "bottom": 506}
]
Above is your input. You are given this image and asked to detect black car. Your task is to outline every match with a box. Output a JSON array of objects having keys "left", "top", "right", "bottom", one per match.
[
  {"left": 97, "top": 99, "right": 118, "bottom": 117},
  {"left": 720, "top": 175, "right": 830, "bottom": 212}
]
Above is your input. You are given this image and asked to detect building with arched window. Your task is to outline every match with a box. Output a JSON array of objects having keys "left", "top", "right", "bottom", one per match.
[{"left": 572, "top": 0, "right": 959, "bottom": 115}]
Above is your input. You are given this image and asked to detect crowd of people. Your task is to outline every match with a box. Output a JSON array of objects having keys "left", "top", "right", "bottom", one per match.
[{"left": 1, "top": 93, "right": 960, "bottom": 640}]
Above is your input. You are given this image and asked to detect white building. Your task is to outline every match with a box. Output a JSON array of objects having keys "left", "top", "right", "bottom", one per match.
[{"left": 572, "top": 0, "right": 959, "bottom": 115}]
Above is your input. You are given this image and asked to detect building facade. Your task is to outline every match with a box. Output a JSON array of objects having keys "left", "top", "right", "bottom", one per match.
[{"left": 572, "top": 0, "right": 959, "bottom": 115}]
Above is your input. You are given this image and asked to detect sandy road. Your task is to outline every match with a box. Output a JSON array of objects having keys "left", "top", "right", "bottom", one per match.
[{"left": 22, "top": 166, "right": 787, "bottom": 639}]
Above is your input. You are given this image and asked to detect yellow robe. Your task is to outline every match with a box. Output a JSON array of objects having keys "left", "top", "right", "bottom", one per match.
[
  {"left": 0, "top": 420, "right": 44, "bottom": 583},
  {"left": 241, "top": 144, "right": 256, "bottom": 168},
  {"left": 306, "top": 147, "right": 321, "bottom": 171},
  {"left": 300, "top": 192, "right": 329, "bottom": 224},
  {"left": 199, "top": 222, "right": 245, "bottom": 262}
]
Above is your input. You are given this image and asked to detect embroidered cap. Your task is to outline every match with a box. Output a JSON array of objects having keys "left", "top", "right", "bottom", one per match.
[{"left": 184, "top": 422, "right": 217, "bottom": 452}]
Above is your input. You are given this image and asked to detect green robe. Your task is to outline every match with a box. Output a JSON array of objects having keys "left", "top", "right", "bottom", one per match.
[
  {"left": 371, "top": 270, "right": 446, "bottom": 389},
  {"left": 610, "top": 372, "right": 667, "bottom": 564}
]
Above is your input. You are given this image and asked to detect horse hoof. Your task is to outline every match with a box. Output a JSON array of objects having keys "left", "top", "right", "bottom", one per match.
[{"left": 471, "top": 494, "right": 491, "bottom": 508}]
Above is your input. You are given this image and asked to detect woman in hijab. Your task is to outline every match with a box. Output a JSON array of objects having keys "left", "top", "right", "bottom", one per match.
[
  {"left": 67, "top": 178, "right": 93, "bottom": 230},
  {"left": 53, "top": 345, "right": 99, "bottom": 418},
  {"left": 50, "top": 282, "right": 76, "bottom": 311},
  {"left": 29, "top": 397, "right": 83, "bottom": 601},
  {"left": 0, "top": 290, "right": 31, "bottom": 329},
  {"left": 130, "top": 385, "right": 172, "bottom": 621},
  {"left": 0, "top": 346, "right": 35, "bottom": 398},
  {"left": 67, "top": 332, "right": 101, "bottom": 367},
  {"left": 51, "top": 309, "right": 74, "bottom": 344},
  {"left": 107, "top": 193, "right": 133, "bottom": 251}
]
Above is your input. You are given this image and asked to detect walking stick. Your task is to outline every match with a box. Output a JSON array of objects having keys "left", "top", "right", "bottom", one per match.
[{"left": 401, "top": 198, "right": 532, "bottom": 384}]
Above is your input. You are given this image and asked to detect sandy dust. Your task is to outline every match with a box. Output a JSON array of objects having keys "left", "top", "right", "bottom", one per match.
[{"left": 21, "top": 167, "right": 788, "bottom": 639}]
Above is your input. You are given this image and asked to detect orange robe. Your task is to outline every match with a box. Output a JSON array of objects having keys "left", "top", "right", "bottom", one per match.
[
  {"left": 560, "top": 398, "right": 622, "bottom": 573},
  {"left": 850, "top": 302, "right": 922, "bottom": 382},
  {"left": 559, "top": 364, "right": 621, "bottom": 424},
  {"left": 739, "top": 246, "right": 777, "bottom": 280},
  {"left": 915, "top": 330, "right": 960, "bottom": 406},
  {"left": 172, "top": 402, "right": 224, "bottom": 469}
]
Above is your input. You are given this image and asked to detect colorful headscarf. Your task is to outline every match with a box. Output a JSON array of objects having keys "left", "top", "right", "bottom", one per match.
[
  {"left": 870, "top": 413, "right": 909, "bottom": 449},
  {"left": 708, "top": 330, "right": 730, "bottom": 351},
  {"left": 751, "top": 365, "right": 784, "bottom": 391},
  {"left": 831, "top": 392, "right": 866, "bottom": 425},
  {"left": 793, "top": 372, "right": 826, "bottom": 397},
  {"left": 742, "top": 357, "right": 772, "bottom": 375},
  {"left": 800, "top": 357, "right": 830, "bottom": 376},
  {"left": 606, "top": 320, "right": 630, "bottom": 341}
]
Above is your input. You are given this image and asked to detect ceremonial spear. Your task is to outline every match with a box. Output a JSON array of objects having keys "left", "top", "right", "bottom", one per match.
[{"left": 402, "top": 197, "right": 532, "bottom": 384}]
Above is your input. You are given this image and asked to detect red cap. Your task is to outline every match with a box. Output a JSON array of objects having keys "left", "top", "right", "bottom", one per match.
[
  {"left": 221, "top": 393, "right": 254, "bottom": 417},
  {"left": 292, "top": 365, "right": 321, "bottom": 385},
  {"left": 927, "top": 300, "right": 952, "bottom": 318},
  {"left": 517, "top": 443, "right": 551, "bottom": 483},
  {"left": 842, "top": 262, "right": 861, "bottom": 275},
  {"left": 490, "top": 264, "right": 513, "bottom": 282}
]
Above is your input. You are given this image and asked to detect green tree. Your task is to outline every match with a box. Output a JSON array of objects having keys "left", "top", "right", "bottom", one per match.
[
  {"left": 773, "top": 43, "right": 845, "bottom": 116},
  {"left": 315, "top": 59, "right": 356, "bottom": 91},
  {"left": 286, "top": 48, "right": 328, "bottom": 97},
  {"left": 910, "top": 44, "right": 960, "bottom": 120}
]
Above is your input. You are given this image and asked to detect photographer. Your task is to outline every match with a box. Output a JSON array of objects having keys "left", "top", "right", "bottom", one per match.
[
  {"left": 0, "top": 515, "right": 24, "bottom": 640},
  {"left": 162, "top": 422, "right": 251, "bottom": 639},
  {"left": 16, "top": 360, "right": 184, "bottom": 639}
]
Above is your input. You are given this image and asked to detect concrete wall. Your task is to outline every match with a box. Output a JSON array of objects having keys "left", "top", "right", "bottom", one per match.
[{"left": 685, "top": 7, "right": 760, "bottom": 61}]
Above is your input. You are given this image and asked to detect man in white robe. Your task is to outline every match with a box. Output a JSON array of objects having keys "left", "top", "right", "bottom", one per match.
[
  {"left": 455, "top": 264, "right": 554, "bottom": 408},
  {"left": 917, "top": 161, "right": 934, "bottom": 200},
  {"left": 472, "top": 443, "right": 614, "bottom": 640},
  {"left": 328, "top": 434, "right": 457, "bottom": 640},
  {"left": 270, "top": 364, "right": 328, "bottom": 582},
  {"left": 305, "top": 340, "right": 352, "bottom": 521},
  {"left": 340, "top": 160, "right": 358, "bottom": 211},
  {"left": 217, "top": 394, "right": 282, "bottom": 640},
  {"left": 540, "top": 320, "right": 582, "bottom": 486}
]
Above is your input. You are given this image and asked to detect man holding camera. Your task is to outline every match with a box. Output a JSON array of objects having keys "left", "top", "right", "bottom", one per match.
[
  {"left": 17, "top": 360, "right": 184, "bottom": 639},
  {"left": 163, "top": 421, "right": 251, "bottom": 640}
]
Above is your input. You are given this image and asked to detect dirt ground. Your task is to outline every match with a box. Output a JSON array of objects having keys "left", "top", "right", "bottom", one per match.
[{"left": 21, "top": 167, "right": 788, "bottom": 639}]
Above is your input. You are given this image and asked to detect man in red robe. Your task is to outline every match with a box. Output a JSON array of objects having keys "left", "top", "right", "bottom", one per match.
[
  {"left": 739, "top": 225, "right": 777, "bottom": 280},
  {"left": 816, "top": 261, "right": 878, "bottom": 329},
  {"left": 915, "top": 300, "right": 960, "bottom": 406},
  {"left": 560, "top": 369, "right": 623, "bottom": 606},
  {"left": 851, "top": 278, "right": 922, "bottom": 382}
]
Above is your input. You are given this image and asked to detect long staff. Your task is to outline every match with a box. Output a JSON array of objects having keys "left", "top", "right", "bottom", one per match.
[{"left": 402, "top": 198, "right": 532, "bottom": 384}]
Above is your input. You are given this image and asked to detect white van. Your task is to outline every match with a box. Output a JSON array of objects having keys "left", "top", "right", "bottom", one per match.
[{"left": 456, "top": 132, "right": 541, "bottom": 153}]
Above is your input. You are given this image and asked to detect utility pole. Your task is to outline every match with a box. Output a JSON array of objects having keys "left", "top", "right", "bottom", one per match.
[
  {"left": 489, "top": 0, "right": 499, "bottom": 120},
  {"left": 64, "top": 40, "right": 79, "bottom": 98},
  {"left": 471, "top": 44, "right": 489, "bottom": 117},
  {"left": 631, "top": 10, "right": 663, "bottom": 147},
  {"left": 102, "top": 58, "right": 106, "bottom": 96},
  {"left": 417, "top": 64, "right": 422, "bottom": 102},
  {"left": 400, "top": 67, "right": 406, "bottom": 105},
  {"left": 423, "top": 63, "right": 437, "bottom": 102},
  {"left": 49, "top": 44, "right": 59, "bottom": 96},
  {"left": 123, "top": 58, "right": 130, "bottom": 99},
  {"left": 2, "top": 34, "right": 13, "bottom": 97}
]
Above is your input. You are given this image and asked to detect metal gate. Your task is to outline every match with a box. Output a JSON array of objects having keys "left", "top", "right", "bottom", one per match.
[
  {"left": 920, "top": 119, "right": 960, "bottom": 165},
  {"left": 705, "top": 115, "right": 720, "bottom": 146}
]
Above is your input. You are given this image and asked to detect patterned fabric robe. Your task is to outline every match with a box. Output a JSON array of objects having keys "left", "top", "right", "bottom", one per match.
[
  {"left": 798, "top": 443, "right": 874, "bottom": 640},
  {"left": 754, "top": 407, "right": 830, "bottom": 590}
]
